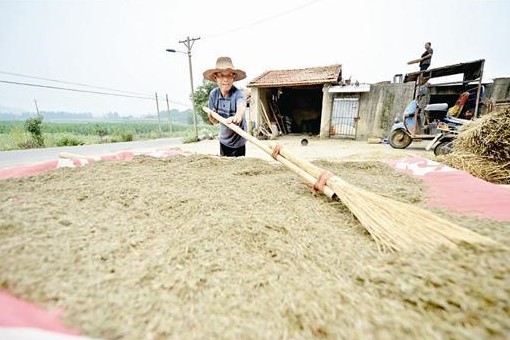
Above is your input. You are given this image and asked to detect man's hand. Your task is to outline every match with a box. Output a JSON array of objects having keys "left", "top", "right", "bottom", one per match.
[
  {"left": 207, "top": 111, "right": 219, "bottom": 125},
  {"left": 226, "top": 114, "right": 243, "bottom": 125}
]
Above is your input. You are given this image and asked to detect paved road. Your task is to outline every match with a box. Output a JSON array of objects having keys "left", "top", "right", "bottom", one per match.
[{"left": 0, "top": 138, "right": 183, "bottom": 168}]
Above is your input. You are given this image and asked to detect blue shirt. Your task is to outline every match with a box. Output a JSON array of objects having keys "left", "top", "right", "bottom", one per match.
[{"left": 208, "top": 85, "right": 247, "bottom": 148}]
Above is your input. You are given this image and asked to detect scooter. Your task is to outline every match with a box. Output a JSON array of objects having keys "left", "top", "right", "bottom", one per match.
[
  {"left": 388, "top": 100, "right": 451, "bottom": 149},
  {"left": 388, "top": 84, "right": 484, "bottom": 150}
]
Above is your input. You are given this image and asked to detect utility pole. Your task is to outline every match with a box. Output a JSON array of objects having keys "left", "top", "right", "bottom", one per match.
[
  {"left": 166, "top": 94, "right": 173, "bottom": 133},
  {"left": 34, "top": 99, "right": 40, "bottom": 115},
  {"left": 179, "top": 36, "right": 200, "bottom": 139},
  {"left": 155, "top": 92, "right": 162, "bottom": 136}
]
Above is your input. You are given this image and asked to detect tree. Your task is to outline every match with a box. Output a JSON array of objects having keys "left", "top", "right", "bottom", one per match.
[
  {"left": 24, "top": 114, "right": 45, "bottom": 147},
  {"left": 193, "top": 79, "right": 217, "bottom": 124}
]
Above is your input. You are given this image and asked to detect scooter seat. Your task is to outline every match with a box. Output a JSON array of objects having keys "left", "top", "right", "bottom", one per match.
[{"left": 425, "top": 103, "right": 449, "bottom": 112}]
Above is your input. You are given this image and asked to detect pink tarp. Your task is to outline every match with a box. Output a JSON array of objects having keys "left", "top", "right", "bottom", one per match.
[
  {"left": 0, "top": 159, "right": 60, "bottom": 180},
  {"left": 0, "top": 148, "right": 187, "bottom": 180},
  {"left": 388, "top": 156, "right": 510, "bottom": 221},
  {"left": 0, "top": 291, "right": 78, "bottom": 335}
]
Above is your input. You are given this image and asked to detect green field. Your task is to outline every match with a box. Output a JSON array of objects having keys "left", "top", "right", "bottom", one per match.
[{"left": 0, "top": 120, "right": 218, "bottom": 151}]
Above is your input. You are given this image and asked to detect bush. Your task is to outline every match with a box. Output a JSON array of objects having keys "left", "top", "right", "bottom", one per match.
[
  {"left": 24, "top": 115, "right": 45, "bottom": 147},
  {"left": 56, "top": 136, "right": 85, "bottom": 147},
  {"left": 120, "top": 132, "right": 134, "bottom": 142},
  {"left": 17, "top": 139, "right": 42, "bottom": 149},
  {"left": 182, "top": 135, "right": 200, "bottom": 144}
]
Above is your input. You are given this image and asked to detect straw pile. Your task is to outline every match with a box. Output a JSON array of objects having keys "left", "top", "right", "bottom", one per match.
[
  {"left": 439, "top": 108, "right": 510, "bottom": 184},
  {"left": 1, "top": 155, "right": 509, "bottom": 339}
]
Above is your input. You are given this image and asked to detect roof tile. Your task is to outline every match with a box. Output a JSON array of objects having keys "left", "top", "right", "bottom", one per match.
[{"left": 248, "top": 64, "right": 342, "bottom": 87}]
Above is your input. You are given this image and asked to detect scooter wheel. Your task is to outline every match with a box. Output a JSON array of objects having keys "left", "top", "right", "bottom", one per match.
[
  {"left": 434, "top": 141, "right": 454, "bottom": 156},
  {"left": 388, "top": 129, "right": 412, "bottom": 149}
]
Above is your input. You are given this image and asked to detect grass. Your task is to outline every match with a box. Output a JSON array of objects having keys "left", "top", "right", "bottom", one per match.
[{"left": 0, "top": 120, "right": 219, "bottom": 150}]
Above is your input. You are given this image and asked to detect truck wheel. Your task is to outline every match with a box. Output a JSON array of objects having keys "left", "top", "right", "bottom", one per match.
[
  {"left": 388, "top": 129, "right": 412, "bottom": 149},
  {"left": 434, "top": 141, "right": 454, "bottom": 156}
]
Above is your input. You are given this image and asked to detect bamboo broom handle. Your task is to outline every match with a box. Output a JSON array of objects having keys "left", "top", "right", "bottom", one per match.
[
  {"left": 266, "top": 141, "right": 351, "bottom": 187},
  {"left": 202, "top": 107, "right": 336, "bottom": 199}
]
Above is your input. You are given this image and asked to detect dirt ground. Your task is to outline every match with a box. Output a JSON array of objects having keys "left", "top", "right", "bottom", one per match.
[
  {"left": 176, "top": 136, "right": 435, "bottom": 163},
  {"left": 0, "top": 137, "right": 509, "bottom": 339}
]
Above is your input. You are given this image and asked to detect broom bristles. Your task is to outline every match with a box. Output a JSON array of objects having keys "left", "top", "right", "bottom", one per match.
[{"left": 328, "top": 176, "right": 498, "bottom": 253}]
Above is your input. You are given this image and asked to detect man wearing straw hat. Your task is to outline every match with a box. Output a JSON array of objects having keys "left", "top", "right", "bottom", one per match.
[{"left": 203, "top": 56, "right": 247, "bottom": 157}]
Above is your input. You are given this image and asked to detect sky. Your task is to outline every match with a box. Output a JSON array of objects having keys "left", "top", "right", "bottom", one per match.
[{"left": 0, "top": 0, "right": 509, "bottom": 116}]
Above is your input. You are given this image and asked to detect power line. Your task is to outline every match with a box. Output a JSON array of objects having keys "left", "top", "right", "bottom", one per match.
[
  {"left": 0, "top": 79, "right": 191, "bottom": 107},
  {"left": 0, "top": 70, "right": 152, "bottom": 96},
  {"left": 206, "top": 0, "right": 327, "bottom": 38},
  {"left": 0, "top": 79, "right": 153, "bottom": 100}
]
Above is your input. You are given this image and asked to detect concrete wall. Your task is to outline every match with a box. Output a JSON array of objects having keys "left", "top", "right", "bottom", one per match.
[
  {"left": 333, "top": 82, "right": 414, "bottom": 140},
  {"left": 487, "top": 78, "right": 510, "bottom": 101}
]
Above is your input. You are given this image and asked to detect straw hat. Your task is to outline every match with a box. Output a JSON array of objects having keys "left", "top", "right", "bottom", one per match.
[{"left": 203, "top": 56, "right": 246, "bottom": 82}]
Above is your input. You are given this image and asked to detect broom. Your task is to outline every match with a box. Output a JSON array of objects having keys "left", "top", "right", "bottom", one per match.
[{"left": 203, "top": 107, "right": 498, "bottom": 253}]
